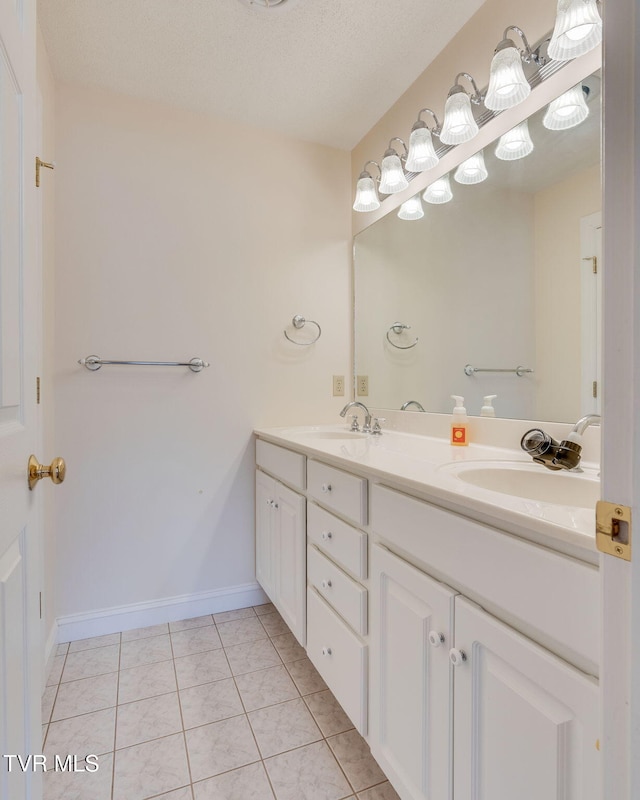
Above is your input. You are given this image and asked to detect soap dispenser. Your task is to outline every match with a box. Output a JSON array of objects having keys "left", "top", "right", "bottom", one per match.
[
  {"left": 480, "top": 395, "right": 497, "bottom": 417},
  {"left": 450, "top": 395, "right": 469, "bottom": 446}
]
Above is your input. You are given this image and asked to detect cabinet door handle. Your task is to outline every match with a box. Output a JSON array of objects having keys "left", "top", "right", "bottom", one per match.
[
  {"left": 272, "top": 502, "right": 278, "bottom": 509},
  {"left": 321, "top": 646, "right": 332, "bottom": 657},
  {"left": 321, "top": 483, "right": 332, "bottom": 493},
  {"left": 321, "top": 531, "right": 333, "bottom": 540},
  {"left": 266, "top": 498, "right": 272, "bottom": 505},
  {"left": 321, "top": 579, "right": 332, "bottom": 589},
  {"left": 428, "top": 631, "right": 445, "bottom": 648},
  {"left": 449, "top": 648, "right": 467, "bottom": 666}
]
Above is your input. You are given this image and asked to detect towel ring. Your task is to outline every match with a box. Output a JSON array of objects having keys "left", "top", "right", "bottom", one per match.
[
  {"left": 386, "top": 322, "right": 418, "bottom": 350},
  {"left": 284, "top": 315, "right": 322, "bottom": 346}
]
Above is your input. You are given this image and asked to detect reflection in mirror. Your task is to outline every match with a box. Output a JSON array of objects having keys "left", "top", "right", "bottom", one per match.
[{"left": 354, "top": 72, "right": 601, "bottom": 423}]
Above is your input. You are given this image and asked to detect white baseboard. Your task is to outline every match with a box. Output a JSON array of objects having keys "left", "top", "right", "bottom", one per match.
[{"left": 56, "top": 581, "right": 269, "bottom": 643}]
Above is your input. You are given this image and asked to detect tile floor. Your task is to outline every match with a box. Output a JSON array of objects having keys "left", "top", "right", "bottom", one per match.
[{"left": 42, "top": 603, "right": 400, "bottom": 800}]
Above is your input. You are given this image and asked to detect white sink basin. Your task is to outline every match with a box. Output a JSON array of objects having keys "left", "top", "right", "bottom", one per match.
[
  {"left": 440, "top": 460, "right": 599, "bottom": 509},
  {"left": 297, "top": 430, "right": 367, "bottom": 440}
]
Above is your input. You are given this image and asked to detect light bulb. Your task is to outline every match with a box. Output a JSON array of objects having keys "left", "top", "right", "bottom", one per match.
[
  {"left": 485, "top": 45, "right": 531, "bottom": 111},
  {"left": 495, "top": 121, "right": 534, "bottom": 161},
  {"left": 543, "top": 85, "right": 589, "bottom": 130},
  {"left": 379, "top": 153, "right": 408, "bottom": 194},
  {"left": 353, "top": 175, "right": 380, "bottom": 212},
  {"left": 440, "top": 90, "right": 479, "bottom": 146},
  {"left": 422, "top": 174, "right": 453, "bottom": 204},
  {"left": 397, "top": 195, "right": 424, "bottom": 221},
  {"left": 406, "top": 126, "right": 439, "bottom": 172},
  {"left": 454, "top": 151, "right": 488, "bottom": 185},
  {"left": 548, "top": 0, "right": 602, "bottom": 61}
]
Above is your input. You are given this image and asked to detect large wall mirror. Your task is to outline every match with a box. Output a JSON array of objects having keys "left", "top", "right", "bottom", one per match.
[{"left": 354, "top": 69, "right": 601, "bottom": 423}]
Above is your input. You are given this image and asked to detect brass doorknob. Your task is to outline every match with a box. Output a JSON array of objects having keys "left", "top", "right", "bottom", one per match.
[{"left": 28, "top": 455, "right": 66, "bottom": 491}]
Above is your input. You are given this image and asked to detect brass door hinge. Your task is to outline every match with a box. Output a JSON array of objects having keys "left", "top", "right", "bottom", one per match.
[
  {"left": 36, "top": 376, "right": 40, "bottom": 404},
  {"left": 596, "top": 501, "right": 631, "bottom": 561},
  {"left": 582, "top": 256, "right": 598, "bottom": 274},
  {"left": 35, "top": 156, "right": 54, "bottom": 188}
]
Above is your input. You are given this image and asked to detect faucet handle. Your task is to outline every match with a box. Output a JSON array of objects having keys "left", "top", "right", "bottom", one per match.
[
  {"left": 371, "top": 417, "right": 386, "bottom": 435},
  {"left": 349, "top": 415, "right": 360, "bottom": 432}
]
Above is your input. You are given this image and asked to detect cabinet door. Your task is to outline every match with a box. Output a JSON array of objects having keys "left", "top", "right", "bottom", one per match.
[
  {"left": 274, "top": 481, "right": 306, "bottom": 646},
  {"left": 255, "top": 470, "right": 276, "bottom": 600},
  {"left": 453, "top": 597, "right": 600, "bottom": 800},
  {"left": 370, "top": 544, "right": 456, "bottom": 800}
]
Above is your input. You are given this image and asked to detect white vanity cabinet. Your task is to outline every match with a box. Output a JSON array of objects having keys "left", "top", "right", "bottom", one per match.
[{"left": 255, "top": 442, "right": 306, "bottom": 645}]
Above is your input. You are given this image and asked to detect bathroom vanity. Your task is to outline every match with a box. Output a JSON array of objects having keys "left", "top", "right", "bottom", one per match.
[{"left": 254, "top": 424, "right": 600, "bottom": 800}]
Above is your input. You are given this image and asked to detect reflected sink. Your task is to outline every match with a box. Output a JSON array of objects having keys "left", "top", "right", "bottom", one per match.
[
  {"left": 439, "top": 460, "right": 599, "bottom": 509},
  {"left": 296, "top": 430, "right": 367, "bottom": 440}
]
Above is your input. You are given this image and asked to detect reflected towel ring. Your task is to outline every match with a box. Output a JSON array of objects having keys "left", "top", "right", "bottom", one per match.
[
  {"left": 386, "top": 322, "right": 418, "bottom": 350},
  {"left": 284, "top": 315, "right": 322, "bottom": 346}
]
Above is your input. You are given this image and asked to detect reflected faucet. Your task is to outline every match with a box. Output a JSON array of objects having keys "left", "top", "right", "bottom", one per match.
[
  {"left": 340, "top": 401, "right": 372, "bottom": 433},
  {"left": 521, "top": 414, "right": 600, "bottom": 472},
  {"left": 400, "top": 400, "right": 426, "bottom": 412}
]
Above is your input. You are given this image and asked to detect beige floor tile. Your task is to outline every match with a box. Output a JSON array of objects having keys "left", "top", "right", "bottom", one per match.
[
  {"left": 193, "top": 761, "right": 275, "bottom": 800},
  {"left": 304, "top": 690, "right": 354, "bottom": 737},
  {"left": 121, "top": 623, "right": 169, "bottom": 642},
  {"left": 224, "top": 638, "right": 282, "bottom": 676},
  {"left": 116, "top": 692, "right": 183, "bottom": 749},
  {"left": 327, "top": 730, "right": 387, "bottom": 793},
  {"left": 120, "top": 634, "right": 172, "bottom": 670},
  {"left": 169, "top": 615, "right": 214, "bottom": 632},
  {"left": 235, "top": 665, "right": 299, "bottom": 712},
  {"left": 55, "top": 643, "right": 69, "bottom": 657},
  {"left": 52, "top": 673, "right": 118, "bottom": 721},
  {"left": 180, "top": 678, "right": 244, "bottom": 729},
  {"left": 270, "top": 633, "right": 306, "bottom": 664},
  {"left": 265, "top": 740, "right": 352, "bottom": 800},
  {"left": 43, "top": 752, "right": 113, "bottom": 800},
  {"left": 174, "top": 648, "right": 231, "bottom": 689},
  {"left": 117, "top": 659, "right": 177, "bottom": 704},
  {"left": 46, "top": 655, "right": 66, "bottom": 686},
  {"left": 68, "top": 633, "right": 121, "bottom": 653},
  {"left": 112, "top": 733, "right": 190, "bottom": 800},
  {"left": 248, "top": 697, "right": 322, "bottom": 758},
  {"left": 171, "top": 625, "right": 222, "bottom": 658},
  {"left": 357, "top": 782, "right": 401, "bottom": 800},
  {"left": 285, "top": 658, "right": 328, "bottom": 696},
  {"left": 45, "top": 708, "right": 116, "bottom": 759},
  {"left": 258, "top": 612, "right": 291, "bottom": 638},
  {"left": 185, "top": 714, "right": 260, "bottom": 783},
  {"left": 253, "top": 603, "right": 276, "bottom": 616},
  {"left": 213, "top": 607, "right": 256, "bottom": 624},
  {"left": 42, "top": 685, "right": 57, "bottom": 723},
  {"left": 61, "top": 644, "right": 120, "bottom": 682},
  {"left": 217, "top": 617, "right": 268, "bottom": 648},
  {"left": 151, "top": 788, "right": 193, "bottom": 800}
]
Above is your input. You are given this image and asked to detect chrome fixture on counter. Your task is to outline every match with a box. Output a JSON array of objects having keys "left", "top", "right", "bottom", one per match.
[
  {"left": 520, "top": 414, "right": 600, "bottom": 472},
  {"left": 340, "top": 401, "right": 372, "bottom": 433},
  {"left": 401, "top": 400, "right": 426, "bottom": 412}
]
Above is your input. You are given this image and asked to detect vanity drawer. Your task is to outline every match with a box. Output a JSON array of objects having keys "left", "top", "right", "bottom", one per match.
[
  {"left": 307, "top": 460, "right": 367, "bottom": 525},
  {"left": 308, "top": 545, "right": 367, "bottom": 636},
  {"left": 307, "top": 502, "right": 367, "bottom": 580},
  {"left": 256, "top": 439, "right": 305, "bottom": 490},
  {"left": 306, "top": 587, "right": 367, "bottom": 735}
]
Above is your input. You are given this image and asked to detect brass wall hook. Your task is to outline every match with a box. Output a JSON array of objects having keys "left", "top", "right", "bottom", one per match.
[{"left": 35, "top": 156, "right": 55, "bottom": 188}]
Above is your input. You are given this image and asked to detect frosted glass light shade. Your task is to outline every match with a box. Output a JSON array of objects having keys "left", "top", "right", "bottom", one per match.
[
  {"left": 398, "top": 195, "right": 424, "bottom": 221},
  {"left": 495, "top": 121, "right": 534, "bottom": 161},
  {"left": 485, "top": 46, "right": 531, "bottom": 111},
  {"left": 353, "top": 176, "right": 380, "bottom": 212},
  {"left": 454, "top": 151, "right": 488, "bottom": 185},
  {"left": 543, "top": 85, "right": 589, "bottom": 130},
  {"left": 379, "top": 153, "right": 409, "bottom": 194},
  {"left": 423, "top": 174, "right": 453, "bottom": 204},
  {"left": 440, "top": 91, "right": 479, "bottom": 145},
  {"left": 406, "top": 127, "right": 439, "bottom": 172},
  {"left": 548, "top": 0, "right": 602, "bottom": 61}
]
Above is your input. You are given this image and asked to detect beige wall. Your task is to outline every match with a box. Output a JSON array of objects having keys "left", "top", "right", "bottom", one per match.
[
  {"left": 52, "top": 84, "right": 351, "bottom": 625},
  {"left": 534, "top": 164, "right": 601, "bottom": 421}
]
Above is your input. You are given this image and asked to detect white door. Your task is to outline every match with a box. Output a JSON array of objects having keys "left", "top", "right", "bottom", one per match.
[
  {"left": 0, "top": 0, "right": 42, "bottom": 798},
  {"left": 453, "top": 597, "right": 600, "bottom": 800},
  {"left": 370, "top": 544, "right": 455, "bottom": 800},
  {"left": 579, "top": 212, "right": 602, "bottom": 416},
  {"left": 273, "top": 481, "right": 305, "bottom": 645}
]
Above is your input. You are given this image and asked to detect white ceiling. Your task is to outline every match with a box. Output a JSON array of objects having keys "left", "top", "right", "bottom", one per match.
[{"left": 37, "top": 0, "right": 487, "bottom": 150}]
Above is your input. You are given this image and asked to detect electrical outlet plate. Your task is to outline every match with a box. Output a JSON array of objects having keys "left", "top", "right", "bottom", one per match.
[
  {"left": 357, "top": 375, "right": 368, "bottom": 396},
  {"left": 333, "top": 375, "right": 345, "bottom": 396}
]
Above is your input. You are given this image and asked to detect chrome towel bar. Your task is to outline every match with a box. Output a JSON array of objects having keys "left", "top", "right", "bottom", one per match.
[
  {"left": 464, "top": 364, "right": 534, "bottom": 377},
  {"left": 78, "top": 355, "right": 210, "bottom": 372}
]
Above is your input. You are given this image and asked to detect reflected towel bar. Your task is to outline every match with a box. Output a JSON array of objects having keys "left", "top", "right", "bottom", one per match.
[
  {"left": 78, "top": 355, "right": 210, "bottom": 373},
  {"left": 464, "top": 364, "right": 534, "bottom": 377}
]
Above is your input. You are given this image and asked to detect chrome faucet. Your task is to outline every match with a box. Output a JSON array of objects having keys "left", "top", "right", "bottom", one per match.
[
  {"left": 521, "top": 414, "right": 601, "bottom": 472},
  {"left": 400, "top": 400, "right": 426, "bottom": 412},
  {"left": 340, "top": 401, "right": 372, "bottom": 433}
]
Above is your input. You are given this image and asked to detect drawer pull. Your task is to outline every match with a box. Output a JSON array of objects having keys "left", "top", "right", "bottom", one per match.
[
  {"left": 428, "top": 631, "right": 445, "bottom": 648},
  {"left": 321, "top": 531, "right": 333, "bottom": 540},
  {"left": 321, "top": 646, "right": 332, "bottom": 657},
  {"left": 321, "top": 483, "right": 332, "bottom": 493},
  {"left": 449, "top": 648, "right": 467, "bottom": 666},
  {"left": 321, "top": 579, "right": 332, "bottom": 589}
]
